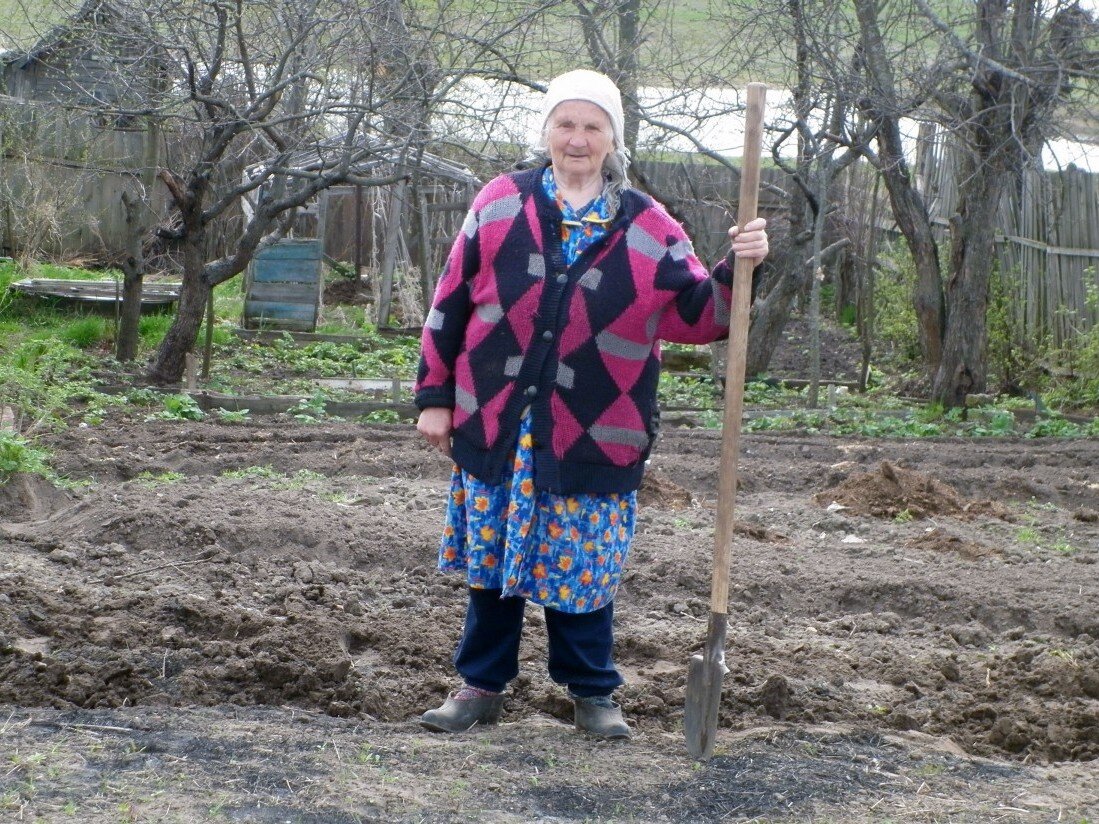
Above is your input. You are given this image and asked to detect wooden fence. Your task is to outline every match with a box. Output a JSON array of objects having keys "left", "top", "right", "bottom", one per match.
[
  {"left": 633, "top": 158, "right": 789, "bottom": 264},
  {"left": 322, "top": 177, "right": 476, "bottom": 279},
  {"left": 0, "top": 95, "right": 241, "bottom": 265},
  {"left": 0, "top": 94, "right": 151, "bottom": 260},
  {"left": 918, "top": 132, "right": 1099, "bottom": 345}
]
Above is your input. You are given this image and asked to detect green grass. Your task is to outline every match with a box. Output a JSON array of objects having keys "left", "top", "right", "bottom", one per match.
[{"left": 58, "top": 316, "right": 111, "bottom": 349}]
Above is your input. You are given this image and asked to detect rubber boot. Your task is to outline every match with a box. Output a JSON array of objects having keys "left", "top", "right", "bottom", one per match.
[
  {"left": 419, "top": 689, "right": 506, "bottom": 733},
  {"left": 572, "top": 694, "right": 631, "bottom": 740}
]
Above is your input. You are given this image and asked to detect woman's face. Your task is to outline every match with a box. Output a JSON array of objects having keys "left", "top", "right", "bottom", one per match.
[{"left": 545, "top": 100, "right": 614, "bottom": 182}]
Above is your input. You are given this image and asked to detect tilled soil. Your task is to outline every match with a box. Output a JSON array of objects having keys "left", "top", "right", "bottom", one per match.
[{"left": 1, "top": 420, "right": 1097, "bottom": 822}]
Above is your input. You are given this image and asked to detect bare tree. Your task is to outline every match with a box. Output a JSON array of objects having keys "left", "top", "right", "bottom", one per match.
[
  {"left": 139, "top": 0, "right": 418, "bottom": 383},
  {"left": 852, "top": 0, "right": 946, "bottom": 376},
  {"left": 27, "top": 0, "right": 459, "bottom": 381},
  {"left": 851, "top": 0, "right": 1099, "bottom": 404}
]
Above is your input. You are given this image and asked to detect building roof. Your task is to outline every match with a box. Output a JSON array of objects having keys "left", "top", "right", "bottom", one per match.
[
  {"left": 1, "top": 0, "right": 164, "bottom": 69},
  {"left": 249, "top": 133, "right": 480, "bottom": 187}
]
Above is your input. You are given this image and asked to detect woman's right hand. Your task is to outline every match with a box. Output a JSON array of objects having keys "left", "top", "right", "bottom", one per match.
[{"left": 417, "top": 407, "right": 454, "bottom": 457}]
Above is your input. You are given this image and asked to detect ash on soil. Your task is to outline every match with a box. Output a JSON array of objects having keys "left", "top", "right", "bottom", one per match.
[{"left": 1, "top": 420, "right": 1098, "bottom": 822}]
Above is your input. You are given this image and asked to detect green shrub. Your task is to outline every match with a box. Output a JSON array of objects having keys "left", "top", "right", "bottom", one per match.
[
  {"left": 872, "top": 242, "right": 922, "bottom": 367},
  {"left": 1043, "top": 280, "right": 1099, "bottom": 409},
  {"left": 214, "top": 407, "right": 251, "bottom": 423},
  {"left": 0, "top": 339, "right": 96, "bottom": 431},
  {"left": 146, "top": 394, "right": 205, "bottom": 421},
  {"left": 0, "top": 430, "right": 51, "bottom": 479},
  {"left": 1025, "top": 414, "right": 1090, "bottom": 439}
]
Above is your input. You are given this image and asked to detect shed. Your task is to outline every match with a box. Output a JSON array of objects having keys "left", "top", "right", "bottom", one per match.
[
  {"left": 1, "top": 0, "right": 164, "bottom": 112},
  {"left": 245, "top": 134, "right": 479, "bottom": 276},
  {"left": 0, "top": 0, "right": 170, "bottom": 260},
  {"left": 243, "top": 134, "right": 478, "bottom": 326}
]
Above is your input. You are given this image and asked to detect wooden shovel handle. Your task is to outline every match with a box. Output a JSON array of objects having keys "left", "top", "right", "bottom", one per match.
[{"left": 710, "top": 83, "right": 767, "bottom": 615}]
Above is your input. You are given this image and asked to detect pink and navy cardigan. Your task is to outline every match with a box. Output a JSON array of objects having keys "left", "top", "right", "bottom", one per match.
[{"left": 415, "top": 165, "right": 738, "bottom": 495}]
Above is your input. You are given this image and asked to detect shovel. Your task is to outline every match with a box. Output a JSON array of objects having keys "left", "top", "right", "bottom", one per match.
[{"left": 684, "top": 82, "right": 767, "bottom": 761}]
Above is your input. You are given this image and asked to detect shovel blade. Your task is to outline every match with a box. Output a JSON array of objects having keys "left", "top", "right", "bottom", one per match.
[{"left": 684, "top": 613, "right": 729, "bottom": 760}]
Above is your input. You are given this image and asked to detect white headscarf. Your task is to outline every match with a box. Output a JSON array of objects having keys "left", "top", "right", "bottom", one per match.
[{"left": 534, "top": 69, "right": 632, "bottom": 213}]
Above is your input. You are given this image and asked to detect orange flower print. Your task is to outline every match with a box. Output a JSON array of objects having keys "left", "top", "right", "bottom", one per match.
[
  {"left": 443, "top": 525, "right": 455, "bottom": 538},
  {"left": 483, "top": 553, "right": 497, "bottom": 568},
  {"left": 520, "top": 479, "right": 534, "bottom": 496},
  {"left": 600, "top": 572, "right": 611, "bottom": 586},
  {"left": 520, "top": 432, "right": 533, "bottom": 449},
  {"left": 533, "top": 562, "right": 548, "bottom": 579},
  {"left": 474, "top": 495, "right": 491, "bottom": 513},
  {"left": 518, "top": 522, "right": 530, "bottom": 538},
  {"left": 539, "top": 588, "right": 549, "bottom": 601},
  {"left": 575, "top": 597, "right": 587, "bottom": 610},
  {"left": 479, "top": 525, "right": 496, "bottom": 542},
  {"left": 603, "top": 530, "right": 612, "bottom": 542},
  {"left": 609, "top": 512, "right": 618, "bottom": 525},
  {"left": 548, "top": 522, "right": 564, "bottom": 539},
  {"left": 452, "top": 489, "right": 467, "bottom": 505},
  {"left": 558, "top": 584, "right": 572, "bottom": 601},
  {"left": 558, "top": 556, "right": 573, "bottom": 572},
  {"left": 589, "top": 512, "right": 600, "bottom": 524},
  {"left": 507, "top": 501, "right": 518, "bottom": 516},
  {"left": 442, "top": 546, "right": 457, "bottom": 561},
  {"left": 613, "top": 551, "right": 622, "bottom": 564},
  {"left": 507, "top": 575, "right": 518, "bottom": 587},
  {"left": 566, "top": 498, "right": 580, "bottom": 514},
  {"left": 569, "top": 526, "right": 580, "bottom": 542},
  {"left": 539, "top": 542, "right": 551, "bottom": 555},
  {"left": 619, "top": 499, "right": 629, "bottom": 509},
  {"left": 618, "top": 526, "right": 627, "bottom": 540},
  {"left": 514, "top": 456, "right": 523, "bottom": 470},
  {"left": 580, "top": 569, "right": 593, "bottom": 585},
  {"left": 554, "top": 502, "right": 565, "bottom": 515},
  {"left": 583, "top": 540, "right": 595, "bottom": 552}
]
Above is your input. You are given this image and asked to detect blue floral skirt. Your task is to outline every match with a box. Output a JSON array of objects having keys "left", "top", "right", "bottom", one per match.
[{"left": 439, "top": 411, "right": 637, "bottom": 614}]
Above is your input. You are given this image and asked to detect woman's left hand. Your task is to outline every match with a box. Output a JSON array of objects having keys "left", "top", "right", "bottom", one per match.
[{"left": 728, "top": 217, "right": 769, "bottom": 262}]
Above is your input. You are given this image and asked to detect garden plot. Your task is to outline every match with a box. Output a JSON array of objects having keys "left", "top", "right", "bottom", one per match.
[{"left": 1, "top": 419, "right": 1097, "bottom": 821}]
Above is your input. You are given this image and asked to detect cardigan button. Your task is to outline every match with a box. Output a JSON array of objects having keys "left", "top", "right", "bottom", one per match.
[
  {"left": 556, "top": 274, "right": 567, "bottom": 284},
  {"left": 542, "top": 330, "right": 553, "bottom": 341},
  {"left": 525, "top": 385, "right": 538, "bottom": 398}
]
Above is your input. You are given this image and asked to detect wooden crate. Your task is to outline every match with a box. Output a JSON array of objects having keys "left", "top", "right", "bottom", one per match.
[{"left": 242, "top": 239, "right": 323, "bottom": 331}]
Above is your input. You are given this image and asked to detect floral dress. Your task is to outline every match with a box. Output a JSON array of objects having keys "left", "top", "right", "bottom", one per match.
[{"left": 437, "top": 168, "right": 638, "bottom": 614}]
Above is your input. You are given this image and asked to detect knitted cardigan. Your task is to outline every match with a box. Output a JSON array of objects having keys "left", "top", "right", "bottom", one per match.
[{"left": 415, "top": 165, "right": 738, "bottom": 495}]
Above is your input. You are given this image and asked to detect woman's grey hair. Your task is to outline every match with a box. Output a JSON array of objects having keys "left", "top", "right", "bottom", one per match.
[{"left": 530, "top": 121, "right": 631, "bottom": 216}]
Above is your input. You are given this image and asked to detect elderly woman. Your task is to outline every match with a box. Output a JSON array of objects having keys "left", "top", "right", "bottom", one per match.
[{"left": 414, "top": 69, "right": 768, "bottom": 739}]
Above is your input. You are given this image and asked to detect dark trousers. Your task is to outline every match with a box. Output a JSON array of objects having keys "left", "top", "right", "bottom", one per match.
[{"left": 454, "top": 587, "right": 624, "bottom": 698}]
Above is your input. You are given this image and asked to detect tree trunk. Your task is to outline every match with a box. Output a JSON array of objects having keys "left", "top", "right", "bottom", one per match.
[
  {"left": 148, "top": 237, "right": 209, "bottom": 384},
  {"left": 931, "top": 147, "right": 1005, "bottom": 406},
  {"left": 745, "top": 220, "right": 810, "bottom": 378},
  {"left": 116, "top": 115, "right": 161, "bottom": 362},
  {"left": 858, "top": 173, "right": 882, "bottom": 391},
  {"left": 616, "top": 0, "right": 641, "bottom": 156},
  {"left": 115, "top": 193, "right": 146, "bottom": 363},
  {"left": 806, "top": 169, "right": 828, "bottom": 408},
  {"left": 853, "top": 0, "right": 944, "bottom": 375},
  {"left": 376, "top": 179, "right": 408, "bottom": 328},
  {"left": 880, "top": 140, "right": 944, "bottom": 374}
]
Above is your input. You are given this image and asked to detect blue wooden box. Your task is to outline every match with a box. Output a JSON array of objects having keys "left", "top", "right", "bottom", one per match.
[{"left": 242, "top": 239, "right": 323, "bottom": 331}]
